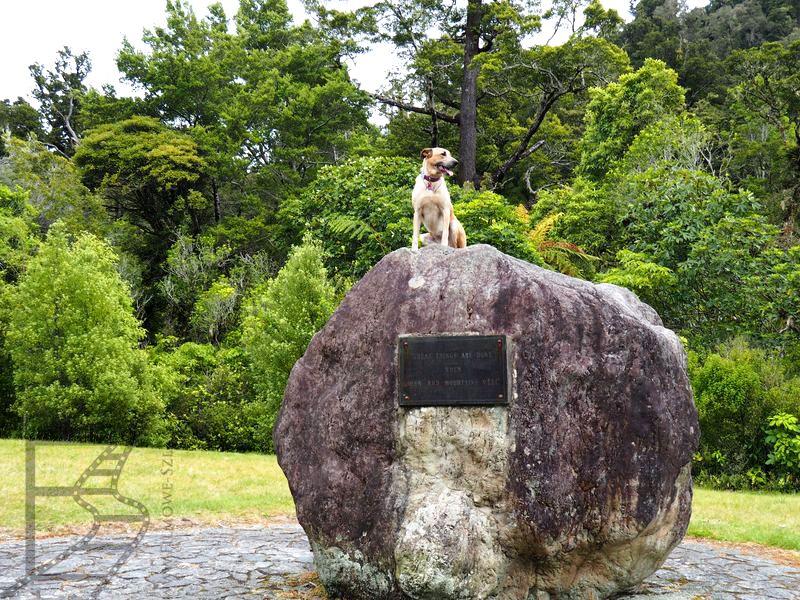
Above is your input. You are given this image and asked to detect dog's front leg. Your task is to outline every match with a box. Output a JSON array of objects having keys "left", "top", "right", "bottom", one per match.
[
  {"left": 440, "top": 207, "right": 450, "bottom": 247},
  {"left": 412, "top": 207, "right": 420, "bottom": 251}
]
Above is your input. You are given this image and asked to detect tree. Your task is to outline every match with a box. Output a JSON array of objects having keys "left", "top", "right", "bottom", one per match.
[
  {"left": 621, "top": 0, "right": 800, "bottom": 104},
  {"left": 74, "top": 116, "right": 207, "bottom": 240},
  {"left": 0, "top": 185, "right": 39, "bottom": 284},
  {"left": 452, "top": 190, "right": 544, "bottom": 265},
  {"left": 278, "top": 156, "right": 545, "bottom": 277},
  {"left": 728, "top": 40, "right": 800, "bottom": 239},
  {"left": 577, "top": 58, "right": 686, "bottom": 181},
  {"left": 29, "top": 47, "right": 91, "bottom": 155},
  {"left": 117, "top": 0, "right": 371, "bottom": 220},
  {"left": 691, "top": 338, "right": 800, "bottom": 480},
  {"left": 0, "top": 137, "right": 107, "bottom": 235},
  {"left": 190, "top": 277, "right": 237, "bottom": 343},
  {"left": 241, "top": 237, "right": 338, "bottom": 450},
  {"left": 157, "top": 234, "right": 232, "bottom": 337},
  {"left": 277, "top": 156, "right": 419, "bottom": 277},
  {"left": 312, "top": 0, "right": 627, "bottom": 189},
  {"left": 149, "top": 339, "right": 261, "bottom": 451},
  {"left": 749, "top": 245, "right": 800, "bottom": 352},
  {"left": 6, "top": 225, "right": 165, "bottom": 444},
  {"left": 0, "top": 185, "right": 40, "bottom": 436},
  {"left": 0, "top": 98, "right": 44, "bottom": 156},
  {"left": 529, "top": 178, "right": 620, "bottom": 258},
  {"left": 587, "top": 161, "right": 782, "bottom": 346},
  {"left": 596, "top": 249, "right": 677, "bottom": 308}
]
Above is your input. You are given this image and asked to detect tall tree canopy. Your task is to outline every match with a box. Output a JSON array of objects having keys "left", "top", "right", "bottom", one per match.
[
  {"left": 116, "top": 0, "right": 371, "bottom": 215},
  {"left": 29, "top": 47, "right": 91, "bottom": 155},
  {"left": 310, "top": 0, "right": 627, "bottom": 192},
  {"left": 7, "top": 225, "right": 164, "bottom": 444}
]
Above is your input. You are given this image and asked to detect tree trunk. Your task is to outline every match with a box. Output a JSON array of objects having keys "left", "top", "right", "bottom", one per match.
[
  {"left": 427, "top": 77, "right": 439, "bottom": 148},
  {"left": 212, "top": 179, "right": 221, "bottom": 224},
  {"left": 458, "top": 0, "right": 482, "bottom": 188}
]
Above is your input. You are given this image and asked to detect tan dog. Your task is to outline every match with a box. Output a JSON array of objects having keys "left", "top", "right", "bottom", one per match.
[{"left": 411, "top": 147, "right": 467, "bottom": 251}]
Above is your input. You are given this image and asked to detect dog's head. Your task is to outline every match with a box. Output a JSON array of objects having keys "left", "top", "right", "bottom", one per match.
[{"left": 421, "top": 147, "right": 458, "bottom": 177}]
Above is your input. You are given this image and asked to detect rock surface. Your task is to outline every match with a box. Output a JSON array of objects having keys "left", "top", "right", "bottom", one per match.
[{"left": 274, "top": 244, "right": 699, "bottom": 600}]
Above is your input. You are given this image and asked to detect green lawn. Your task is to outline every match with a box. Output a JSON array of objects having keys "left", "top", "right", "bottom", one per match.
[
  {"left": 689, "top": 487, "right": 800, "bottom": 551},
  {"left": 0, "top": 439, "right": 294, "bottom": 534},
  {"left": 1, "top": 439, "right": 799, "bottom": 553}
]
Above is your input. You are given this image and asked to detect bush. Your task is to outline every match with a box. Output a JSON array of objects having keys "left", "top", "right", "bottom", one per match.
[
  {"left": 0, "top": 184, "right": 39, "bottom": 436},
  {"left": 596, "top": 250, "right": 677, "bottom": 310},
  {"left": 278, "top": 157, "right": 545, "bottom": 278},
  {"left": 277, "top": 157, "right": 418, "bottom": 278},
  {"left": 765, "top": 413, "right": 800, "bottom": 480},
  {"left": 530, "top": 179, "right": 620, "bottom": 258},
  {"left": 7, "top": 224, "right": 166, "bottom": 445},
  {"left": 690, "top": 338, "right": 800, "bottom": 490},
  {"left": 451, "top": 188, "right": 542, "bottom": 266},
  {"left": 151, "top": 339, "right": 262, "bottom": 452},
  {"left": 240, "top": 237, "right": 338, "bottom": 451}
]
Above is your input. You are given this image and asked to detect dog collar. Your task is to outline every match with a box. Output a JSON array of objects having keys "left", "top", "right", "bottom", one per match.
[{"left": 423, "top": 174, "right": 442, "bottom": 191}]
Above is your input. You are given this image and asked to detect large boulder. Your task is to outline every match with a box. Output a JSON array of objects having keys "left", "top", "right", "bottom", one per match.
[{"left": 274, "top": 244, "right": 699, "bottom": 599}]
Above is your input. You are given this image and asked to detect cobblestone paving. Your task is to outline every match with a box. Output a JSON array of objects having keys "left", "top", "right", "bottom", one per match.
[{"left": 1, "top": 524, "right": 798, "bottom": 599}]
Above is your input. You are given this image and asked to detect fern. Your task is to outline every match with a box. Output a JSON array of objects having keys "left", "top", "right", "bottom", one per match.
[
  {"left": 528, "top": 213, "right": 597, "bottom": 277},
  {"left": 327, "top": 215, "right": 376, "bottom": 242},
  {"left": 528, "top": 212, "right": 561, "bottom": 248}
]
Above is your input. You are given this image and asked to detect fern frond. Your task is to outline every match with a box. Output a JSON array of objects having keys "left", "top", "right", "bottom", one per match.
[
  {"left": 539, "top": 240, "right": 599, "bottom": 261},
  {"left": 515, "top": 204, "right": 530, "bottom": 225},
  {"left": 327, "top": 215, "right": 375, "bottom": 241},
  {"left": 528, "top": 212, "right": 562, "bottom": 246},
  {"left": 542, "top": 251, "right": 582, "bottom": 277}
]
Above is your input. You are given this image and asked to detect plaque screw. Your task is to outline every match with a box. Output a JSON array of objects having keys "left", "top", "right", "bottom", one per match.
[
  {"left": 498, "top": 394, "right": 504, "bottom": 399},
  {"left": 404, "top": 395, "right": 410, "bottom": 401}
]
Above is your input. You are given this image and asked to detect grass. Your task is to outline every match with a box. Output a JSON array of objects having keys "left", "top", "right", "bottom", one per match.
[
  {"left": 1, "top": 438, "right": 799, "bottom": 553},
  {"left": 0, "top": 438, "right": 294, "bottom": 535},
  {"left": 689, "top": 487, "right": 800, "bottom": 551}
]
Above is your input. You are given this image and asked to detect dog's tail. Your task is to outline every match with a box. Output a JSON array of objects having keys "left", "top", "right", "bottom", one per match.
[{"left": 449, "top": 211, "right": 467, "bottom": 249}]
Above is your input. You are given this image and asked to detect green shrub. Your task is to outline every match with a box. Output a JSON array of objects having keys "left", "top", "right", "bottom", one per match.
[
  {"left": 240, "top": 237, "right": 338, "bottom": 451},
  {"left": 151, "top": 339, "right": 262, "bottom": 452},
  {"left": 0, "top": 184, "right": 39, "bottom": 436},
  {"left": 451, "top": 188, "right": 542, "bottom": 266},
  {"left": 596, "top": 250, "right": 677, "bottom": 310},
  {"left": 278, "top": 157, "right": 545, "bottom": 278},
  {"left": 690, "top": 338, "right": 800, "bottom": 490},
  {"left": 765, "top": 413, "right": 800, "bottom": 478},
  {"left": 277, "top": 157, "right": 418, "bottom": 278},
  {"left": 529, "top": 178, "right": 620, "bottom": 258},
  {"left": 7, "top": 224, "right": 166, "bottom": 445}
]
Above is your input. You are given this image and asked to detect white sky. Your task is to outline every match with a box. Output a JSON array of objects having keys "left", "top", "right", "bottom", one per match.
[{"left": 0, "top": 0, "right": 708, "bottom": 107}]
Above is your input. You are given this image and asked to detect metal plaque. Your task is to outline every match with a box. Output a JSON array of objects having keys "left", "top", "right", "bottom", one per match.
[{"left": 398, "top": 335, "right": 510, "bottom": 407}]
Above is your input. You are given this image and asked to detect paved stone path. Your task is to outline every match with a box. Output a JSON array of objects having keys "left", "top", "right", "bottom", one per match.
[{"left": 1, "top": 524, "right": 798, "bottom": 599}]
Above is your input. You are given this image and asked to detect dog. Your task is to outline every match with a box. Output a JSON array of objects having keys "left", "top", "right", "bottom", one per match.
[{"left": 411, "top": 147, "right": 467, "bottom": 251}]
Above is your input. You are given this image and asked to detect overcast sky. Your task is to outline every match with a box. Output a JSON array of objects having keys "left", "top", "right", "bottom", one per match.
[{"left": 0, "top": 0, "right": 708, "bottom": 106}]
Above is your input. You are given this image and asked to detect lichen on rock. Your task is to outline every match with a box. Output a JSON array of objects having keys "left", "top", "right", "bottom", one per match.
[{"left": 274, "top": 244, "right": 699, "bottom": 599}]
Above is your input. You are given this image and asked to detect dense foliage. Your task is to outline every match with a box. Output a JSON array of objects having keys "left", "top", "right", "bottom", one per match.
[
  {"left": 0, "top": 0, "right": 798, "bottom": 482},
  {"left": 5, "top": 225, "right": 164, "bottom": 444}
]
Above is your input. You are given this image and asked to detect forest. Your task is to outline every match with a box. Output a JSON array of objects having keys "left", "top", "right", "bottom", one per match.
[{"left": 0, "top": 0, "right": 799, "bottom": 491}]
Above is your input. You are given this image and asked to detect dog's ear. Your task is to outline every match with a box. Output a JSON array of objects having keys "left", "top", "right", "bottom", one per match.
[{"left": 420, "top": 148, "right": 432, "bottom": 159}]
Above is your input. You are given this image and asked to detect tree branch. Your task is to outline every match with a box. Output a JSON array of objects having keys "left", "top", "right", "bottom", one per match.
[
  {"left": 60, "top": 94, "right": 80, "bottom": 147},
  {"left": 433, "top": 92, "right": 461, "bottom": 111},
  {"left": 370, "top": 93, "right": 460, "bottom": 124},
  {"left": 491, "top": 92, "right": 560, "bottom": 185},
  {"left": 517, "top": 139, "right": 546, "bottom": 162}
]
